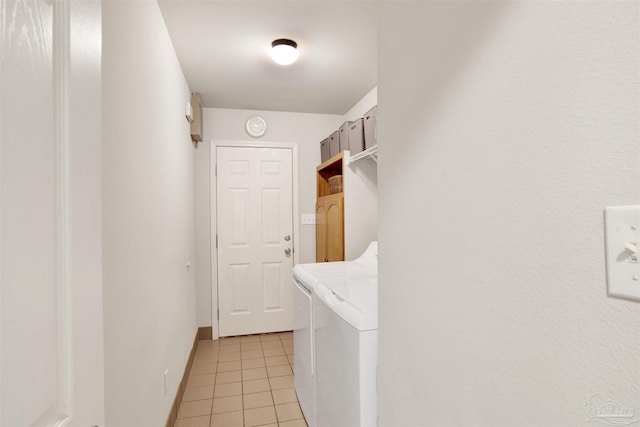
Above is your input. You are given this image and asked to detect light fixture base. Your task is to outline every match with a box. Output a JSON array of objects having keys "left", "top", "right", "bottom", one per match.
[
  {"left": 272, "top": 38, "right": 297, "bottom": 49},
  {"left": 270, "top": 38, "right": 299, "bottom": 65}
]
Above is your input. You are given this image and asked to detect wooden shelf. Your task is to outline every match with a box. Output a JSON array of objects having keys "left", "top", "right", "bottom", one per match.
[
  {"left": 317, "top": 151, "right": 344, "bottom": 171},
  {"left": 317, "top": 152, "right": 344, "bottom": 198}
]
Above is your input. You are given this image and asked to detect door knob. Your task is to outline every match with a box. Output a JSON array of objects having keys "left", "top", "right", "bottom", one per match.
[
  {"left": 284, "top": 248, "right": 291, "bottom": 257},
  {"left": 284, "top": 235, "right": 291, "bottom": 241}
]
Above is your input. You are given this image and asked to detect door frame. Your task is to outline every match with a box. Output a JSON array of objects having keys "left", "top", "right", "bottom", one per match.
[{"left": 209, "top": 140, "right": 299, "bottom": 339}]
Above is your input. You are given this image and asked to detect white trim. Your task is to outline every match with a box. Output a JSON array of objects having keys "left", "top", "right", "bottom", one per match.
[
  {"left": 209, "top": 140, "right": 300, "bottom": 339},
  {"left": 209, "top": 144, "right": 218, "bottom": 339},
  {"left": 53, "top": 0, "right": 73, "bottom": 424},
  {"left": 0, "top": 6, "right": 3, "bottom": 422}
]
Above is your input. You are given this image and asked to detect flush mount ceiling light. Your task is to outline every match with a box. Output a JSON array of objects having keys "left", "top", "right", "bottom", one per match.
[{"left": 270, "top": 38, "right": 299, "bottom": 65}]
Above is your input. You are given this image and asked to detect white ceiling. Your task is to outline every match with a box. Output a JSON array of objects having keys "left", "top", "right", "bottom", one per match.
[{"left": 157, "top": 1, "right": 378, "bottom": 114}]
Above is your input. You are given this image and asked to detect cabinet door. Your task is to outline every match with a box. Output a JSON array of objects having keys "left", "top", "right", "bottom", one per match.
[
  {"left": 325, "top": 197, "right": 344, "bottom": 262},
  {"left": 316, "top": 202, "right": 327, "bottom": 262}
]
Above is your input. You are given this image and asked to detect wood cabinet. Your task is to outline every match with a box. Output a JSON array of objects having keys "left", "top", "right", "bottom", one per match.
[
  {"left": 315, "top": 150, "right": 377, "bottom": 263},
  {"left": 316, "top": 153, "right": 345, "bottom": 262},
  {"left": 316, "top": 194, "right": 344, "bottom": 262}
]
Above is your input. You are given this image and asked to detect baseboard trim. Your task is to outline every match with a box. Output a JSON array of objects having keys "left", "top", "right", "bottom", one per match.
[
  {"left": 198, "top": 326, "right": 212, "bottom": 341},
  {"left": 165, "top": 326, "right": 213, "bottom": 427}
]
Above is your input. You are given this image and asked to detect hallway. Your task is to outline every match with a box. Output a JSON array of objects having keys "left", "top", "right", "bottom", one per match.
[{"left": 176, "top": 332, "right": 307, "bottom": 427}]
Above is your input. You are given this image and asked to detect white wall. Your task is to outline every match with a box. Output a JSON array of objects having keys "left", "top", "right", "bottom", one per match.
[
  {"left": 1, "top": 1, "right": 104, "bottom": 426},
  {"left": 195, "top": 108, "right": 344, "bottom": 327},
  {"left": 378, "top": 1, "right": 639, "bottom": 425},
  {"left": 343, "top": 86, "right": 377, "bottom": 122},
  {"left": 102, "top": 2, "right": 196, "bottom": 425},
  {"left": 343, "top": 87, "right": 378, "bottom": 259}
]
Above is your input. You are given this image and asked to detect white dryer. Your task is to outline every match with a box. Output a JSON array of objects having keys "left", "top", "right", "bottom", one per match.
[
  {"left": 313, "top": 275, "right": 378, "bottom": 427},
  {"left": 293, "top": 242, "right": 377, "bottom": 427}
]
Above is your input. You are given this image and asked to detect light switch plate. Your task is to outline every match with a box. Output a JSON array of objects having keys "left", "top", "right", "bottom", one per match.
[
  {"left": 301, "top": 214, "right": 316, "bottom": 225},
  {"left": 604, "top": 205, "right": 640, "bottom": 301}
]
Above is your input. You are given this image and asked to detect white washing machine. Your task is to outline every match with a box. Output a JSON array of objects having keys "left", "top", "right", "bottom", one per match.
[
  {"left": 313, "top": 275, "right": 378, "bottom": 427},
  {"left": 293, "top": 243, "right": 377, "bottom": 427}
]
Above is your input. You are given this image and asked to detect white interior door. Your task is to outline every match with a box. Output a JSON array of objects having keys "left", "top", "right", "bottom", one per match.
[
  {"left": 217, "top": 146, "right": 294, "bottom": 337},
  {"left": 1, "top": 1, "right": 103, "bottom": 425}
]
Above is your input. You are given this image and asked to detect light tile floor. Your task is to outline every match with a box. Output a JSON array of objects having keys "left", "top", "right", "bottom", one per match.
[{"left": 176, "top": 332, "right": 308, "bottom": 427}]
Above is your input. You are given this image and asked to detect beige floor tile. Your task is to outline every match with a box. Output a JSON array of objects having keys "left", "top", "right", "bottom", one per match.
[
  {"left": 177, "top": 399, "right": 212, "bottom": 419},
  {"left": 243, "top": 378, "right": 270, "bottom": 394},
  {"left": 194, "top": 353, "right": 218, "bottom": 365},
  {"left": 204, "top": 343, "right": 219, "bottom": 350},
  {"left": 240, "top": 335, "right": 261, "bottom": 343},
  {"left": 216, "top": 370, "right": 241, "bottom": 384},
  {"left": 242, "top": 367, "right": 268, "bottom": 381},
  {"left": 271, "top": 388, "right": 298, "bottom": 405},
  {"left": 242, "top": 358, "right": 266, "bottom": 369},
  {"left": 198, "top": 340, "right": 219, "bottom": 349},
  {"left": 241, "top": 342, "right": 262, "bottom": 351},
  {"left": 219, "top": 344, "right": 241, "bottom": 354},
  {"left": 183, "top": 385, "right": 214, "bottom": 401},
  {"left": 244, "top": 406, "right": 277, "bottom": 427},
  {"left": 280, "top": 338, "right": 293, "bottom": 346},
  {"left": 243, "top": 391, "right": 273, "bottom": 409},
  {"left": 278, "top": 419, "right": 307, "bottom": 427},
  {"left": 264, "top": 356, "right": 289, "bottom": 367},
  {"left": 191, "top": 363, "right": 217, "bottom": 375},
  {"left": 217, "top": 360, "right": 242, "bottom": 373},
  {"left": 263, "top": 347, "right": 285, "bottom": 357},
  {"left": 210, "top": 410, "right": 243, "bottom": 427},
  {"left": 269, "top": 375, "right": 293, "bottom": 390},
  {"left": 195, "top": 348, "right": 218, "bottom": 356},
  {"left": 241, "top": 350, "right": 264, "bottom": 360},
  {"left": 260, "top": 340, "right": 283, "bottom": 349},
  {"left": 177, "top": 333, "right": 304, "bottom": 427},
  {"left": 175, "top": 415, "right": 210, "bottom": 427},
  {"left": 267, "top": 365, "right": 292, "bottom": 378},
  {"left": 214, "top": 381, "right": 242, "bottom": 398},
  {"left": 187, "top": 374, "right": 216, "bottom": 388},
  {"left": 275, "top": 402, "right": 303, "bottom": 422},
  {"left": 211, "top": 395, "right": 243, "bottom": 414},
  {"left": 196, "top": 348, "right": 218, "bottom": 358},
  {"left": 220, "top": 337, "right": 241, "bottom": 345},
  {"left": 218, "top": 351, "right": 241, "bottom": 362}
]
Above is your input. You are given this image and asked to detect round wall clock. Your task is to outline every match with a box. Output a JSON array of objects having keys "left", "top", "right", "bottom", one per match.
[{"left": 245, "top": 115, "right": 267, "bottom": 138}]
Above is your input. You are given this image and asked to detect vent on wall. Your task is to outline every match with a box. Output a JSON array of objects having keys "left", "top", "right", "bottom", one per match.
[{"left": 190, "top": 93, "right": 203, "bottom": 142}]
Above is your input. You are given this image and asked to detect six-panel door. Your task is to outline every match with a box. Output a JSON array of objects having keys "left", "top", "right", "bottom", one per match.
[{"left": 216, "top": 146, "right": 294, "bottom": 336}]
